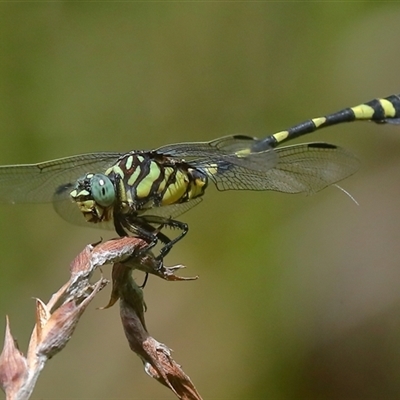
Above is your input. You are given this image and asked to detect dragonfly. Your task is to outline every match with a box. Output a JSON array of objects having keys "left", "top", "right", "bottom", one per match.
[{"left": 0, "top": 94, "right": 399, "bottom": 257}]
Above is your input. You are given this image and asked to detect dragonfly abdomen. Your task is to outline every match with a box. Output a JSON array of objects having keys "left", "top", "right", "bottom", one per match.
[{"left": 260, "top": 94, "right": 400, "bottom": 148}]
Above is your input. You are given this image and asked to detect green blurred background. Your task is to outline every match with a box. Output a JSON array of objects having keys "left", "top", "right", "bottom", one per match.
[{"left": 2, "top": 3, "right": 400, "bottom": 399}]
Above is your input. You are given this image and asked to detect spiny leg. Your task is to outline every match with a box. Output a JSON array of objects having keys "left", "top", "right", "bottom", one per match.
[
  {"left": 114, "top": 213, "right": 160, "bottom": 256},
  {"left": 136, "top": 215, "right": 189, "bottom": 259},
  {"left": 118, "top": 216, "right": 188, "bottom": 288},
  {"left": 116, "top": 213, "right": 188, "bottom": 258},
  {"left": 113, "top": 216, "right": 165, "bottom": 288}
]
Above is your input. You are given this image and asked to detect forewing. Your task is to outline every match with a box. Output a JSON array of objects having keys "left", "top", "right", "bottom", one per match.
[
  {"left": 0, "top": 152, "right": 121, "bottom": 204},
  {"left": 156, "top": 135, "right": 261, "bottom": 157}
]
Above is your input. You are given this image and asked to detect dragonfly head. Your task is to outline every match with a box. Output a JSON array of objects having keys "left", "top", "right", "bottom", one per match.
[{"left": 70, "top": 173, "right": 116, "bottom": 223}]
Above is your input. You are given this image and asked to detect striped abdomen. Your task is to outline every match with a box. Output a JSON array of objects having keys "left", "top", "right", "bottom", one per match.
[{"left": 260, "top": 94, "right": 400, "bottom": 148}]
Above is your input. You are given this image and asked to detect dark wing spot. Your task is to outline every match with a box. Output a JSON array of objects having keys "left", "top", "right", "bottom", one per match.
[
  {"left": 308, "top": 143, "right": 337, "bottom": 150},
  {"left": 54, "top": 182, "right": 74, "bottom": 196}
]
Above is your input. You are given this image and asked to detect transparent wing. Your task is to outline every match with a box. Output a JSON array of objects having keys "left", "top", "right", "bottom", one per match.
[
  {"left": 0, "top": 152, "right": 122, "bottom": 204},
  {"left": 52, "top": 198, "right": 116, "bottom": 230},
  {"left": 197, "top": 142, "right": 360, "bottom": 194},
  {"left": 53, "top": 186, "right": 204, "bottom": 230},
  {"left": 156, "top": 134, "right": 263, "bottom": 157},
  {"left": 139, "top": 197, "right": 203, "bottom": 219},
  {"left": 157, "top": 135, "right": 280, "bottom": 175}
]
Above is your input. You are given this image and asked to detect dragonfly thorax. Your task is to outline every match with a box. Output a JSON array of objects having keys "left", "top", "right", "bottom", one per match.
[
  {"left": 104, "top": 152, "right": 209, "bottom": 212},
  {"left": 70, "top": 173, "right": 115, "bottom": 224}
]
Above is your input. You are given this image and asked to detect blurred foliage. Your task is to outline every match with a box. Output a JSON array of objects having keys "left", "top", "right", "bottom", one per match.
[{"left": 1, "top": 2, "right": 400, "bottom": 399}]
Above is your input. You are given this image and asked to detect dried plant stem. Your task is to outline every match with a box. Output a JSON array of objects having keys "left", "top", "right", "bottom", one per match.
[{"left": 0, "top": 237, "right": 202, "bottom": 400}]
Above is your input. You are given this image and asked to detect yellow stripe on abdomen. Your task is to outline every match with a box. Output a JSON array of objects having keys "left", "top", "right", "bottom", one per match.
[
  {"left": 351, "top": 104, "right": 375, "bottom": 120},
  {"left": 311, "top": 117, "right": 327, "bottom": 128},
  {"left": 379, "top": 98, "right": 397, "bottom": 117}
]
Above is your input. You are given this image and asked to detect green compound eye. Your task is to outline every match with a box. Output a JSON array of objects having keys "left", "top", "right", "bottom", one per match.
[{"left": 90, "top": 174, "right": 115, "bottom": 207}]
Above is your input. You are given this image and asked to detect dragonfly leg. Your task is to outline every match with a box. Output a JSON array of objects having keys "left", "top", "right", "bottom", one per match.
[
  {"left": 128, "top": 215, "right": 188, "bottom": 259},
  {"left": 115, "top": 213, "right": 160, "bottom": 255},
  {"left": 139, "top": 273, "right": 149, "bottom": 289},
  {"left": 115, "top": 212, "right": 188, "bottom": 260},
  {"left": 156, "top": 219, "right": 189, "bottom": 260}
]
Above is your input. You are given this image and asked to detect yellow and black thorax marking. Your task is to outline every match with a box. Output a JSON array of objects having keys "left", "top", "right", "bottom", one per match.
[{"left": 105, "top": 151, "right": 209, "bottom": 213}]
